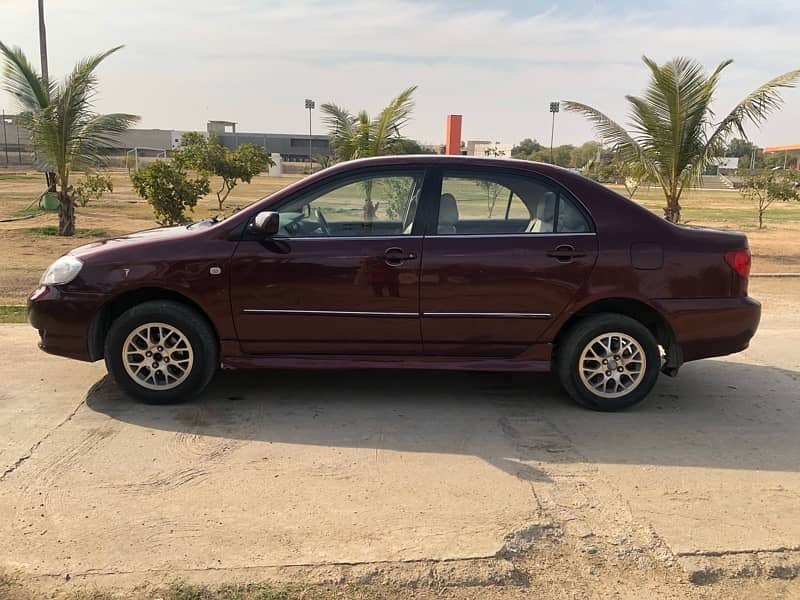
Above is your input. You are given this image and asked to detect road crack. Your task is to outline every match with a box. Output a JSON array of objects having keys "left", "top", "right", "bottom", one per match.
[{"left": 0, "top": 397, "right": 86, "bottom": 482}]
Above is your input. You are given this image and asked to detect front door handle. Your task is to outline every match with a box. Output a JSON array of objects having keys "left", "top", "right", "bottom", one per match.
[
  {"left": 546, "top": 244, "right": 586, "bottom": 262},
  {"left": 383, "top": 247, "right": 417, "bottom": 265}
]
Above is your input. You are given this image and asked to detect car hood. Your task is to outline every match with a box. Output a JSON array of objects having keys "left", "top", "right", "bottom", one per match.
[{"left": 67, "top": 225, "right": 197, "bottom": 259}]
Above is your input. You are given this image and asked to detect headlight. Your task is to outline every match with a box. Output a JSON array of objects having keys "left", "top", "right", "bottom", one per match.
[{"left": 40, "top": 256, "right": 84, "bottom": 286}]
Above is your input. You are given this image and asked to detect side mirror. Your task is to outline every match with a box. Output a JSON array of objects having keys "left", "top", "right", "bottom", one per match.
[{"left": 249, "top": 211, "right": 280, "bottom": 237}]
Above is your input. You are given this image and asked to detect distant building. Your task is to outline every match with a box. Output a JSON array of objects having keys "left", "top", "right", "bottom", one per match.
[
  {"left": 465, "top": 140, "right": 491, "bottom": 156},
  {"left": 0, "top": 115, "right": 331, "bottom": 164},
  {"left": 0, "top": 113, "right": 31, "bottom": 165},
  {"left": 205, "top": 121, "right": 330, "bottom": 162},
  {"left": 703, "top": 156, "right": 740, "bottom": 176},
  {"left": 765, "top": 144, "right": 800, "bottom": 169},
  {"left": 468, "top": 141, "right": 515, "bottom": 158}
]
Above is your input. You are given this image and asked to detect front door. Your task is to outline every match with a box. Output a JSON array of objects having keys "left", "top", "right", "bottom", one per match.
[
  {"left": 230, "top": 169, "right": 427, "bottom": 355},
  {"left": 420, "top": 169, "right": 598, "bottom": 357}
]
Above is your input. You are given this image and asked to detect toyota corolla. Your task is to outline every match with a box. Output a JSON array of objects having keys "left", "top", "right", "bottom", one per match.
[{"left": 28, "top": 156, "right": 761, "bottom": 410}]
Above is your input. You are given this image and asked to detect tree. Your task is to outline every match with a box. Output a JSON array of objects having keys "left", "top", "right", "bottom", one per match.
[
  {"left": 511, "top": 138, "right": 543, "bottom": 159},
  {"left": 1, "top": 41, "right": 56, "bottom": 193},
  {"left": 321, "top": 86, "right": 416, "bottom": 220},
  {"left": 738, "top": 169, "right": 799, "bottom": 229},
  {"left": 388, "top": 138, "right": 433, "bottom": 155},
  {"left": 175, "top": 133, "right": 273, "bottom": 210},
  {"left": 73, "top": 172, "right": 112, "bottom": 207},
  {"left": 571, "top": 141, "right": 600, "bottom": 169},
  {"left": 0, "top": 43, "right": 137, "bottom": 235},
  {"left": 552, "top": 144, "right": 575, "bottom": 167},
  {"left": 596, "top": 157, "right": 650, "bottom": 198},
  {"left": 475, "top": 179, "right": 503, "bottom": 217},
  {"left": 519, "top": 144, "right": 576, "bottom": 167},
  {"left": 483, "top": 146, "right": 506, "bottom": 158},
  {"left": 564, "top": 56, "right": 800, "bottom": 223},
  {"left": 725, "top": 138, "right": 763, "bottom": 169},
  {"left": 131, "top": 160, "right": 210, "bottom": 226},
  {"left": 384, "top": 177, "right": 413, "bottom": 220}
]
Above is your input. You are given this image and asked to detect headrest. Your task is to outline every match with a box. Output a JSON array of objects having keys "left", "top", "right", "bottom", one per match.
[{"left": 439, "top": 193, "right": 459, "bottom": 225}]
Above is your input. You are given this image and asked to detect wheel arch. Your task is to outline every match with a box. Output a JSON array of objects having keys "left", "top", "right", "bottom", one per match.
[
  {"left": 552, "top": 297, "right": 679, "bottom": 370},
  {"left": 88, "top": 287, "right": 220, "bottom": 361}
]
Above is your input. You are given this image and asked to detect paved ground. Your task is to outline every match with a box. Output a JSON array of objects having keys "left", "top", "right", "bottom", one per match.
[{"left": 1, "top": 283, "right": 799, "bottom": 597}]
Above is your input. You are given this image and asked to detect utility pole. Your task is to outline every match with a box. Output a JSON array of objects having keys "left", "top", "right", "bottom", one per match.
[
  {"left": 549, "top": 102, "right": 560, "bottom": 164},
  {"left": 16, "top": 116, "right": 22, "bottom": 164},
  {"left": 305, "top": 99, "right": 315, "bottom": 173},
  {"left": 38, "top": 0, "right": 49, "bottom": 85}
]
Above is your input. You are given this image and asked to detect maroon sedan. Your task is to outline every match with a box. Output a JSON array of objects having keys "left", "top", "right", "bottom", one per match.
[{"left": 28, "top": 156, "right": 760, "bottom": 410}]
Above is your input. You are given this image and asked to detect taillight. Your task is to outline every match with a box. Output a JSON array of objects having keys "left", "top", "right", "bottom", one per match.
[{"left": 725, "top": 248, "right": 751, "bottom": 278}]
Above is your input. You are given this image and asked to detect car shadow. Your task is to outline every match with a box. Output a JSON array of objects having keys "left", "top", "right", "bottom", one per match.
[{"left": 86, "top": 358, "right": 800, "bottom": 478}]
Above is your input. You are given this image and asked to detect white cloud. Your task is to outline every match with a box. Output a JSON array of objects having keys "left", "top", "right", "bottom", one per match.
[{"left": 1, "top": 0, "right": 798, "bottom": 147}]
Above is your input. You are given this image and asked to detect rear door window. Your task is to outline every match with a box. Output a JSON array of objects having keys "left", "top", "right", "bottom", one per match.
[{"left": 435, "top": 171, "right": 592, "bottom": 235}]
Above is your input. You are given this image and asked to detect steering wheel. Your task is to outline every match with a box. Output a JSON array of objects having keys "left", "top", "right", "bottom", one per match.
[{"left": 315, "top": 207, "right": 330, "bottom": 236}]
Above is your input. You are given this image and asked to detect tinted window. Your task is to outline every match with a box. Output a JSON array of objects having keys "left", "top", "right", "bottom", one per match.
[
  {"left": 436, "top": 172, "right": 591, "bottom": 235},
  {"left": 276, "top": 172, "right": 423, "bottom": 237}
]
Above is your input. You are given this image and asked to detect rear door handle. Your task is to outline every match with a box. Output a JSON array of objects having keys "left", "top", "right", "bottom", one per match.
[
  {"left": 546, "top": 244, "right": 586, "bottom": 262},
  {"left": 383, "top": 247, "right": 417, "bottom": 265}
]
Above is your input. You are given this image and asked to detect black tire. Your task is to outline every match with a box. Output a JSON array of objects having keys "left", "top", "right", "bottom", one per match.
[
  {"left": 556, "top": 313, "right": 660, "bottom": 411},
  {"left": 104, "top": 300, "right": 218, "bottom": 404}
]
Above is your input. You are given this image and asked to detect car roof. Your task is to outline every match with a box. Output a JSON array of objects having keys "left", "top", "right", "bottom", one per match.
[
  {"left": 325, "top": 154, "right": 596, "bottom": 188},
  {"left": 329, "top": 154, "right": 561, "bottom": 172}
]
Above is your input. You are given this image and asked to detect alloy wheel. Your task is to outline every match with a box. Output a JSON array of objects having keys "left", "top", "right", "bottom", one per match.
[
  {"left": 122, "top": 322, "right": 194, "bottom": 390},
  {"left": 577, "top": 331, "right": 646, "bottom": 398}
]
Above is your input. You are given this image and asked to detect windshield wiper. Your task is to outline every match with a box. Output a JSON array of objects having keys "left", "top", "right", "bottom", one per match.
[{"left": 187, "top": 215, "right": 220, "bottom": 229}]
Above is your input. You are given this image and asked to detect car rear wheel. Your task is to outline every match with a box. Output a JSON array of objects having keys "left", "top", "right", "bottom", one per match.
[
  {"left": 104, "top": 300, "right": 218, "bottom": 404},
  {"left": 557, "top": 314, "right": 661, "bottom": 411}
]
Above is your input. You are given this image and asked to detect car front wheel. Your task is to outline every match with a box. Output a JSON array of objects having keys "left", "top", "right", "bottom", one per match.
[
  {"left": 557, "top": 314, "right": 661, "bottom": 411},
  {"left": 104, "top": 300, "right": 218, "bottom": 404}
]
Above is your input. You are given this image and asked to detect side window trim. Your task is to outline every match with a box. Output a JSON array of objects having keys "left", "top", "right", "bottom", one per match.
[
  {"left": 269, "top": 167, "right": 428, "bottom": 239},
  {"left": 503, "top": 189, "right": 515, "bottom": 221},
  {"left": 428, "top": 167, "right": 594, "bottom": 237}
]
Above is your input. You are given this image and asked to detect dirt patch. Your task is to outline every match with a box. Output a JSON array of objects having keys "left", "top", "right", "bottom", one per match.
[{"left": 3, "top": 543, "right": 799, "bottom": 599}]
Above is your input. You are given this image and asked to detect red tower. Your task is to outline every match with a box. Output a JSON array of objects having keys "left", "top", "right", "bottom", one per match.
[{"left": 445, "top": 115, "right": 462, "bottom": 155}]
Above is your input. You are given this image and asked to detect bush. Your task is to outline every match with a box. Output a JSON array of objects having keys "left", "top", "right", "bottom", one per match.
[
  {"left": 175, "top": 133, "right": 273, "bottom": 210},
  {"left": 73, "top": 172, "right": 113, "bottom": 207},
  {"left": 131, "top": 160, "right": 210, "bottom": 226}
]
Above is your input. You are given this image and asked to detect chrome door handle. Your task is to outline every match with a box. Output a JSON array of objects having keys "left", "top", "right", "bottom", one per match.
[
  {"left": 383, "top": 247, "right": 417, "bottom": 265},
  {"left": 546, "top": 244, "right": 586, "bottom": 262}
]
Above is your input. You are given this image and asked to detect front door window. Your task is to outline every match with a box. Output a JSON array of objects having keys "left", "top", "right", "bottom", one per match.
[{"left": 275, "top": 172, "right": 423, "bottom": 237}]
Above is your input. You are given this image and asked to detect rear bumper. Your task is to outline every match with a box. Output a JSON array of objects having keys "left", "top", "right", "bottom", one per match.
[
  {"left": 654, "top": 296, "right": 761, "bottom": 362},
  {"left": 27, "top": 286, "right": 107, "bottom": 362}
]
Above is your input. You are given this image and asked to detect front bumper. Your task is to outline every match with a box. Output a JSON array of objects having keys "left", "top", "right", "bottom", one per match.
[
  {"left": 28, "top": 286, "right": 107, "bottom": 362},
  {"left": 654, "top": 296, "right": 761, "bottom": 362}
]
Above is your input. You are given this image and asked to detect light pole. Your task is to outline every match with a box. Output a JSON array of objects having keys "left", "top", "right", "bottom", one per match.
[
  {"left": 38, "top": 0, "right": 49, "bottom": 86},
  {"left": 305, "top": 98, "right": 315, "bottom": 173},
  {"left": 549, "top": 102, "right": 560, "bottom": 164}
]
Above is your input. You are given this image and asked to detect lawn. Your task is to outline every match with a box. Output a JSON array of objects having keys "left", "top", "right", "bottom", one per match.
[{"left": 0, "top": 169, "right": 798, "bottom": 312}]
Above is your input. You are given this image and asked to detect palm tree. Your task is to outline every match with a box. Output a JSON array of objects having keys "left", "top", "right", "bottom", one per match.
[
  {"left": 564, "top": 56, "right": 800, "bottom": 222},
  {"left": 1, "top": 43, "right": 138, "bottom": 235},
  {"left": 0, "top": 40, "right": 57, "bottom": 191},
  {"left": 321, "top": 86, "right": 417, "bottom": 220}
]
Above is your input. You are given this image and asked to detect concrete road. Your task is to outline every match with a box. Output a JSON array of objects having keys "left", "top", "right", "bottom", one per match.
[{"left": 1, "top": 303, "right": 798, "bottom": 585}]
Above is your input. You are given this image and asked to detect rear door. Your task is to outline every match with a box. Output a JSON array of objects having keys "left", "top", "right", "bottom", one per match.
[{"left": 420, "top": 168, "right": 598, "bottom": 357}]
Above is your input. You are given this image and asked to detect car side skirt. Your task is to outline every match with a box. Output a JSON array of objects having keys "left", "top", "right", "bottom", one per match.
[{"left": 221, "top": 353, "right": 552, "bottom": 373}]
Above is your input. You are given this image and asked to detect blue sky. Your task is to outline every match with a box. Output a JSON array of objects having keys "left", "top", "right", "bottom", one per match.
[{"left": 1, "top": 0, "right": 798, "bottom": 147}]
